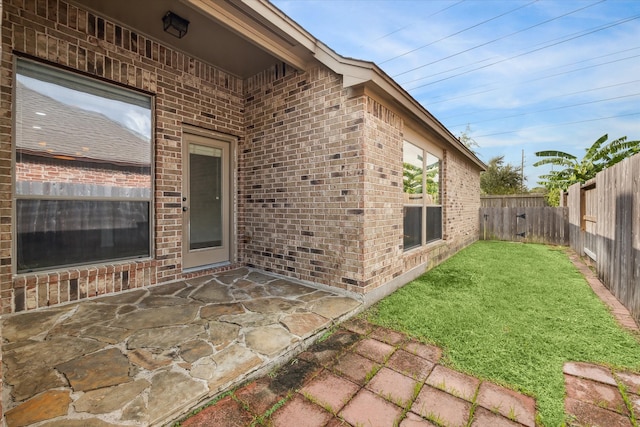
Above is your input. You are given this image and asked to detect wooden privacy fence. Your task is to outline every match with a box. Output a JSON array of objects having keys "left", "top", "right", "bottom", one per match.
[
  {"left": 479, "top": 206, "right": 569, "bottom": 246},
  {"left": 480, "top": 194, "right": 547, "bottom": 208},
  {"left": 566, "top": 153, "right": 640, "bottom": 324}
]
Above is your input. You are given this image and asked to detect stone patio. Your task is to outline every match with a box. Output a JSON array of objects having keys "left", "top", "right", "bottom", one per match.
[{"left": 1, "top": 268, "right": 361, "bottom": 426}]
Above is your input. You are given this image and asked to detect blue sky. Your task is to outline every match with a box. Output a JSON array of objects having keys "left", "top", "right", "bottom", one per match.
[{"left": 271, "top": 0, "right": 640, "bottom": 188}]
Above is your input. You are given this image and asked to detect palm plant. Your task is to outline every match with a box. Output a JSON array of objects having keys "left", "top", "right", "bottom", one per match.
[{"left": 534, "top": 134, "right": 639, "bottom": 193}]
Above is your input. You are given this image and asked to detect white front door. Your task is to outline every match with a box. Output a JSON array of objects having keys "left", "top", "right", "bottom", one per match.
[{"left": 182, "top": 133, "right": 230, "bottom": 269}]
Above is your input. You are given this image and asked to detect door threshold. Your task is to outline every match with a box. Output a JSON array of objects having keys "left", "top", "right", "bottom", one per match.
[{"left": 183, "top": 261, "right": 231, "bottom": 274}]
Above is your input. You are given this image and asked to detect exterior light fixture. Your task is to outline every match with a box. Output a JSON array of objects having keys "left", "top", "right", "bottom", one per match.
[{"left": 163, "top": 11, "right": 189, "bottom": 39}]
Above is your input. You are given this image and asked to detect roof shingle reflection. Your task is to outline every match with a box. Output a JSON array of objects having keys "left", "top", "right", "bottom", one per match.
[{"left": 16, "top": 82, "right": 151, "bottom": 167}]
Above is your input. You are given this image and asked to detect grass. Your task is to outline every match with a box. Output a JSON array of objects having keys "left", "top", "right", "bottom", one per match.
[{"left": 366, "top": 241, "right": 640, "bottom": 426}]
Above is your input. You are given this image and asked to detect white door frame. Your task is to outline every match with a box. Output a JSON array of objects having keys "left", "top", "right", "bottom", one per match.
[{"left": 181, "top": 126, "right": 236, "bottom": 270}]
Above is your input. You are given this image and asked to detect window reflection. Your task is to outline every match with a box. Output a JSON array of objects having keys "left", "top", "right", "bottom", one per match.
[
  {"left": 14, "top": 60, "right": 152, "bottom": 272},
  {"left": 402, "top": 140, "right": 442, "bottom": 250}
]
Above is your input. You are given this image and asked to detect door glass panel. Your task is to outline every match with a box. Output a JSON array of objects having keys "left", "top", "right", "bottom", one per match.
[{"left": 189, "top": 144, "right": 222, "bottom": 250}]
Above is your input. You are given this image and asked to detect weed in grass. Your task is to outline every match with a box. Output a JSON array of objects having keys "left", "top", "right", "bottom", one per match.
[
  {"left": 490, "top": 404, "right": 502, "bottom": 415},
  {"left": 616, "top": 381, "right": 638, "bottom": 427},
  {"left": 424, "top": 410, "right": 446, "bottom": 426},
  {"left": 368, "top": 241, "right": 640, "bottom": 426},
  {"left": 318, "top": 326, "right": 337, "bottom": 343},
  {"left": 252, "top": 392, "right": 291, "bottom": 426},
  {"left": 364, "top": 364, "right": 381, "bottom": 383},
  {"left": 172, "top": 390, "right": 234, "bottom": 426},
  {"left": 507, "top": 406, "right": 519, "bottom": 422},
  {"left": 302, "top": 391, "right": 336, "bottom": 415}
]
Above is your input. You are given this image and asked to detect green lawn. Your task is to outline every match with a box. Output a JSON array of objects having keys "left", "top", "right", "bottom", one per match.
[{"left": 366, "top": 241, "right": 640, "bottom": 426}]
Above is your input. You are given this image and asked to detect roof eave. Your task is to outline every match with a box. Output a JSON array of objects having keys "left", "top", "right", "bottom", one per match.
[
  {"left": 199, "top": 0, "right": 486, "bottom": 171},
  {"left": 313, "top": 42, "right": 486, "bottom": 171}
]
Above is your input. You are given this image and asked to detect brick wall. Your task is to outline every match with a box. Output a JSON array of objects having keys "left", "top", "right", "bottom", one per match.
[
  {"left": 360, "top": 96, "right": 405, "bottom": 292},
  {"left": 16, "top": 161, "right": 151, "bottom": 189},
  {"left": 241, "top": 65, "right": 368, "bottom": 292},
  {"left": 360, "top": 96, "right": 480, "bottom": 294},
  {"left": 442, "top": 149, "right": 482, "bottom": 243},
  {"left": 0, "top": 0, "right": 246, "bottom": 313},
  {"left": 0, "top": 0, "right": 481, "bottom": 314},
  {"left": 242, "top": 76, "right": 480, "bottom": 295}
]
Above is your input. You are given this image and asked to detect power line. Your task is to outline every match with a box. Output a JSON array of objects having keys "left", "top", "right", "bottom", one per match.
[
  {"left": 438, "top": 79, "right": 640, "bottom": 120},
  {"left": 400, "top": 25, "right": 638, "bottom": 88},
  {"left": 361, "top": 0, "right": 465, "bottom": 47},
  {"left": 449, "top": 93, "right": 640, "bottom": 128},
  {"left": 404, "top": 46, "right": 640, "bottom": 106},
  {"left": 426, "top": 51, "right": 640, "bottom": 106},
  {"left": 379, "top": 0, "right": 538, "bottom": 65},
  {"left": 393, "top": 0, "right": 604, "bottom": 78},
  {"left": 474, "top": 112, "right": 640, "bottom": 138},
  {"left": 406, "top": 15, "right": 640, "bottom": 91}
]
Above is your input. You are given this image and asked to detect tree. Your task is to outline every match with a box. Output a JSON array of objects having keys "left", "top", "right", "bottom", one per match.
[
  {"left": 534, "top": 134, "right": 639, "bottom": 205},
  {"left": 403, "top": 162, "right": 422, "bottom": 194},
  {"left": 403, "top": 162, "right": 440, "bottom": 200},
  {"left": 457, "top": 124, "right": 479, "bottom": 155},
  {"left": 480, "top": 156, "right": 526, "bottom": 195}
]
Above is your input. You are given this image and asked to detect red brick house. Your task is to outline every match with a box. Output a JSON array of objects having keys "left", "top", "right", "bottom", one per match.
[{"left": 0, "top": 0, "right": 484, "bottom": 314}]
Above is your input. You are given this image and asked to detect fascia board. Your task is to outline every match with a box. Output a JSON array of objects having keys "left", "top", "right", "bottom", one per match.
[{"left": 365, "top": 71, "right": 487, "bottom": 171}]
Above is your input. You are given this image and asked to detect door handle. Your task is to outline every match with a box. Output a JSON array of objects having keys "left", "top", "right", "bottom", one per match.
[{"left": 182, "top": 206, "right": 188, "bottom": 212}]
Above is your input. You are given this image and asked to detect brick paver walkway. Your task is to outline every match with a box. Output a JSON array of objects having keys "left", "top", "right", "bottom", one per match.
[
  {"left": 179, "top": 319, "right": 537, "bottom": 427},
  {"left": 179, "top": 318, "right": 640, "bottom": 427}
]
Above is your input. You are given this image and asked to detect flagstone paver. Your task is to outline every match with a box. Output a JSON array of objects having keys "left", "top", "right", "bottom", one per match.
[
  {"left": 244, "top": 324, "right": 296, "bottom": 356},
  {"left": 5, "top": 390, "right": 71, "bottom": 427},
  {"left": 1, "top": 268, "right": 361, "bottom": 426},
  {"left": 55, "top": 347, "right": 132, "bottom": 392},
  {"left": 73, "top": 379, "right": 150, "bottom": 414},
  {"left": 280, "top": 312, "right": 330, "bottom": 338}
]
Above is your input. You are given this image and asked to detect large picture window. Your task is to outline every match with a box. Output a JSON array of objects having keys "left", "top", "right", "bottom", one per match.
[
  {"left": 14, "top": 59, "right": 152, "bottom": 273},
  {"left": 403, "top": 141, "right": 442, "bottom": 251}
]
